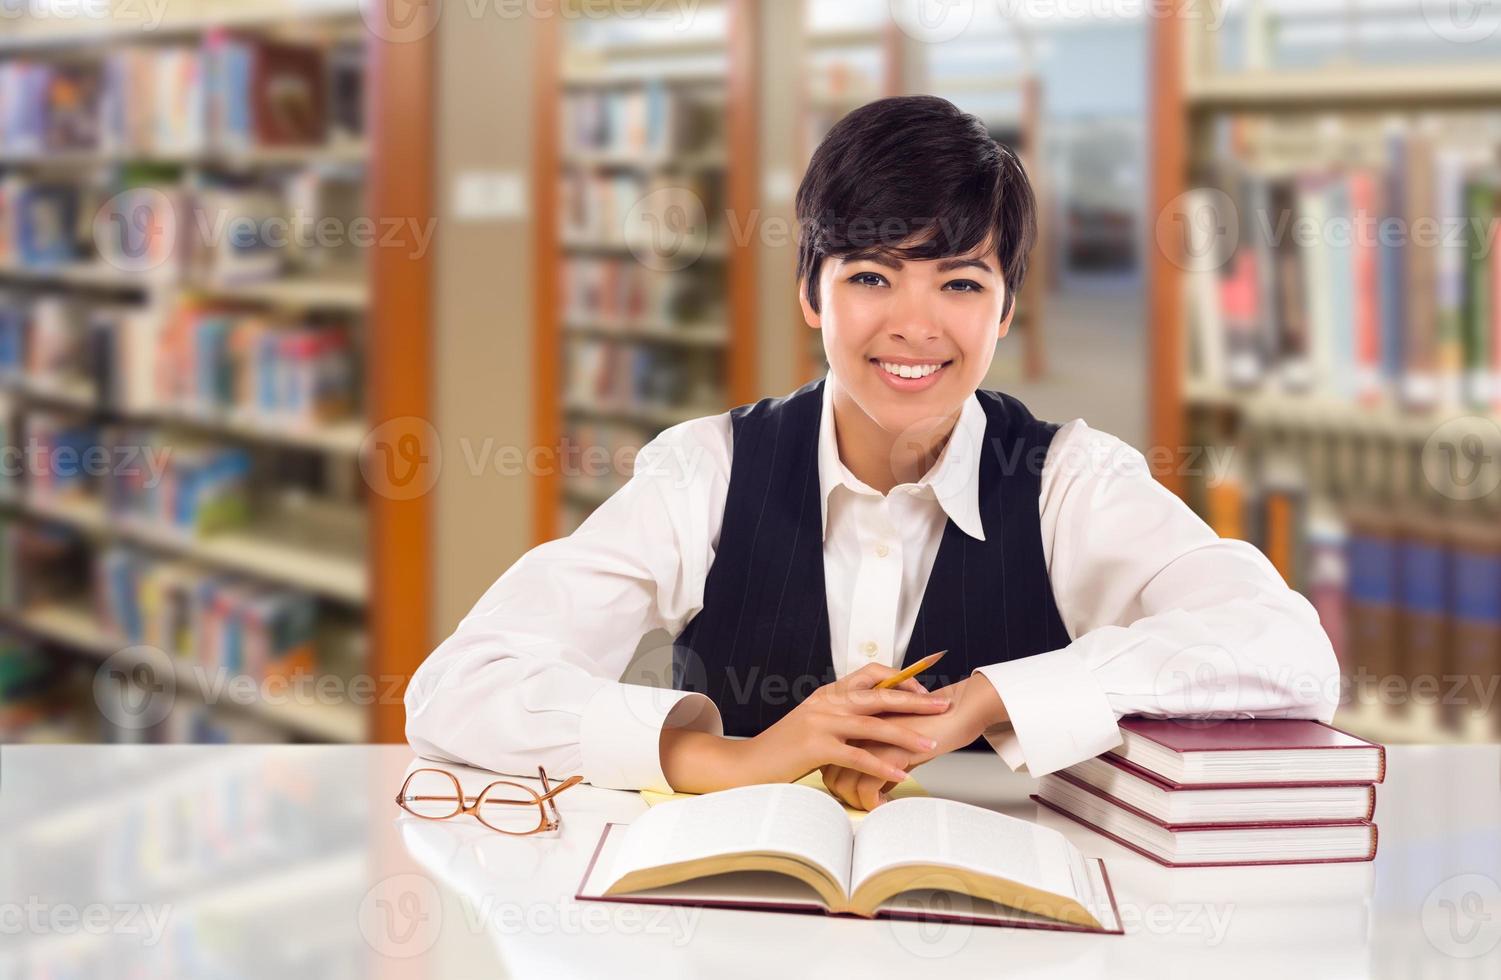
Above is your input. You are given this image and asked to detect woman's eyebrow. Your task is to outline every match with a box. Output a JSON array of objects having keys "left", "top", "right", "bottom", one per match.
[
  {"left": 935, "top": 257, "right": 996, "bottom": 274},
  {"left": 840, "top": 249, "right": 903, "bottom": 269}
]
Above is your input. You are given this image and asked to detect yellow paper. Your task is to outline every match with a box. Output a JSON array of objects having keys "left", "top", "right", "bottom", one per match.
[{"left": 640, "top": 771, "right": 927, "bottom": 822}]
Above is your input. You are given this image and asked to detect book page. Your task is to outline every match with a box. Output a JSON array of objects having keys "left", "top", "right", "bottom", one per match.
[
  {"left": 605, "top": 783, "right": 856, "bottom": 897},
  {"left": 851, "top": 798, "right": 1095, "bottom": 909}
]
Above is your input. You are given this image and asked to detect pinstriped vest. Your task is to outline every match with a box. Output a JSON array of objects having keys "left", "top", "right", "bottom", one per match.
[{"left": 672, "top": 375, "right": 1069, "bottom": 741}]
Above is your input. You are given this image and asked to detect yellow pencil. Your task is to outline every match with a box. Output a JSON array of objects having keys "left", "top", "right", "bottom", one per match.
[{"left": 874, "top": 650, "right": 947, "bottom": 690}]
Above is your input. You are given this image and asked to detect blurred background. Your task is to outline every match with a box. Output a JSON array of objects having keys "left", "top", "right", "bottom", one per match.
[{"left": 0, "top": 0, "right": 1498, "bottom": 756}]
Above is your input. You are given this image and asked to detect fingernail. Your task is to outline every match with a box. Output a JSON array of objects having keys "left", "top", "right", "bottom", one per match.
[
  {"left": 931, "top": 698, "right": 950, "bottom": 708},
  {"left": 922, "top": 737, "right": 937, "bottom": 750},
  {"left": 888, "top": 767, "right": 907, "bottom": 781}
]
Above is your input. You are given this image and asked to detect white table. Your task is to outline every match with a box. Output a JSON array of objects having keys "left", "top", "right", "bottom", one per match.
[{"left": 0, "top": 744, "right": 1497, "bottom": 979}]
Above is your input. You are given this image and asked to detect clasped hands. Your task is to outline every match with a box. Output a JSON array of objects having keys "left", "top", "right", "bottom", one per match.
[{"left": 659, "top": 663, "right": 1009, "bottom": 811}]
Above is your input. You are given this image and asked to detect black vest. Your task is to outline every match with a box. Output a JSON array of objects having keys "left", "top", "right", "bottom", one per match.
[{"left": 672, "top": 376, "right": 1070, "bottom": 742}]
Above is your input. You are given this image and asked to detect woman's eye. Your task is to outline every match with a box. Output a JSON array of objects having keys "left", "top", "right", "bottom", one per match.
[
  {"left": 847, "top": 272, "right": 888, "bottom": 288},
  {"left": 944, "top": 279, "right": 984, "bottom": 293}
]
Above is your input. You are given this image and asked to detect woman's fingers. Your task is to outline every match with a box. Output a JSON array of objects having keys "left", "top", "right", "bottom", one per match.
[
  {"left": 823, "top": 765, "right": 860, "bottom": 808},
  {"left": 832, "top": 743, "right": 911, "bottom": 785},
  {"left": 839, "top": 663, "right": 933, "bottom": 696},
  {"left": 843, "top": 688, "right": 950, "bottom": 715},
  {"left": 836, "top": 715, "right": 936, "bottom": 755},
  {"left": 840, "top": 663, "right": 905, "bottom": 690}
]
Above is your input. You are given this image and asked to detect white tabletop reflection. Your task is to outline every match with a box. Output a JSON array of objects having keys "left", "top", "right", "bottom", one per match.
[{"left": 0, "top": 744, "right": 1496, "bottom": 979}]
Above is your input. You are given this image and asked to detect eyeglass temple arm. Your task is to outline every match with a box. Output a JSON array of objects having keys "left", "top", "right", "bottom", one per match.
[{"left": 399, "top": 776, "right": 580, "bottom": 806}]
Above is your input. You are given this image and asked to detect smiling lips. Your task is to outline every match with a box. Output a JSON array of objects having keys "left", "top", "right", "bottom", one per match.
[{"left": 870, "top": 357, "right": 952, "bottom": 391}]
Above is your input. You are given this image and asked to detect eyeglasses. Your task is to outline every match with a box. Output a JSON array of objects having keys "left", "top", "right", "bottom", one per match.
[{"left": 395, "top": 766, "right": 583, "bottom": 835}]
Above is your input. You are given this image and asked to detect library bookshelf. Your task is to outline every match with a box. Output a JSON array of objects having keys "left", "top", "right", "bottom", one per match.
[
  {"left": 0, "top": 0, "right": 433, "bottom": 744},
  {"left": 531, "top": 0, "right": 758, "bottom": 543},
  {"left": 1147, "top": 3, "right": 1501, "bottom": 746}
]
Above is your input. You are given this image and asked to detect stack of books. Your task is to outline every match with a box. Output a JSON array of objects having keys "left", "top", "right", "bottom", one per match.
[{"left": 1034, "top": 718, "right": 1386, "bottom": 867}]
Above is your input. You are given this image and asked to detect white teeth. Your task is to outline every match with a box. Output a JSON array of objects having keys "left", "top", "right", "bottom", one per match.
[{"left": 878, "top": 361, "right": 942, "bottom": 379}]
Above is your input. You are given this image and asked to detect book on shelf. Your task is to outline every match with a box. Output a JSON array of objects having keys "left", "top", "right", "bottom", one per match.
[
  {"left": 205, "top": 32, "right": 327, "bottom": 151},
  {"left": 43, "top": 63, "right": 103, "bottom": 153},
  {"left": 1187, "top": 117, "right": 1501, "bottom": 413},
  {"left": 562, "top": 83, "right": 709, "bottom": 159},
  {"left": 22, "top": 410, "right": 98, "bottom": 501},
  {"left": 101, "top": 427, "right": 252, "bottom": 537},
  {"left": 188, "top": 187, "right": 287, "bottom": 285},
  {"left": 0, "top": 61, "right": 50, "bottom": 156},
  {"left": 566, "top": 334, "right": 720, "bottom": 416},
  {"left": 576, "top": 783, "right": 1123, "bottom": 933},
  {"left": 1341, "top": 505, "right": 1501, "bottom": 729},
  {"left": 562, "top": 255, "right": 720, "bottom": 329},
  {"left": 326, "top": 40, "right": 365, "bottom": 143},
  {"left": 1, "top": 519, "right": 89, "bottom": 610},
  {"left": 0, "top": 177, "right": 80, "bottom": 266},
  {"left": 152, "top": 46, "right": 208, "bottom": 156},
  {"left": 1033, "top": 774, "right": 1379, "bottom": 868},
  {"left": 5, "top": 35, "right": 355, "bottom": 160},
  {"left": 96, "top": 544, "right": 319, "bottom": 685},
  {"left": 0, "top": 632, "right": 63, "bottom": 741}
]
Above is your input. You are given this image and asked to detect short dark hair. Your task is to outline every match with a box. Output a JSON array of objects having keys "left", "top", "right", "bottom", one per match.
[{"left": 795, "top": 94, "right": 1037, "bottom": 319}]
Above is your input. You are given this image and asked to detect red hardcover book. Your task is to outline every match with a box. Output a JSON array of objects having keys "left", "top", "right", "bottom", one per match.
[
  {"left": 1060, "top": 753, "right": 1377, "bottom": 825},
  {"left": 1108, "top": 717, "right": 1387, "bottom": 787},
  {"left": 1034, "top": 773, "right": 1379, "bottom": 868}
]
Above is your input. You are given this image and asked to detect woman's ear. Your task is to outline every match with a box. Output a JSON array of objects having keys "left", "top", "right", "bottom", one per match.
[
  {"left": 997, "top": 299, "right": 1015, "bottom": 340},
  {"left": 797, "top": 277, "right": 822, "bottom": 329}
]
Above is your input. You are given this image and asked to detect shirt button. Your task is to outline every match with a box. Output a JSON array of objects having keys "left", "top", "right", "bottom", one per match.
[
  {"left": 861, "top": 641, "right": 879, "bottom": 657},
  {"left": 874, "top": 543, "right": 890, "bottom": 558}
]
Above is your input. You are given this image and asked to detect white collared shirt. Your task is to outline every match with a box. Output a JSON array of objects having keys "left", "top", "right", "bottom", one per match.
[{"left": 406, "top": 376, "right": 1340, "bottom": 791}]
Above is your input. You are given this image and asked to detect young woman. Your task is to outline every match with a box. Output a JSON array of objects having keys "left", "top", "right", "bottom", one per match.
[{"left": 406, "top": 95, "right": 1338, "bottom": 811}]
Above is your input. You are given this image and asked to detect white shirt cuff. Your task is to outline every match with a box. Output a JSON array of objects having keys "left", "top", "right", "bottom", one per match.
[
  {"left": 973, "top": 649, "right": 1121, "bottom": 776},
  {"left": 579, "top": 684, "right": 723, "bottom": 792}
]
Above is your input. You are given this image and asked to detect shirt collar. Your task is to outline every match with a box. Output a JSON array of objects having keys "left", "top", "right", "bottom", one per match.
[{"left": 816, "top": 372, "right": 988, "bottom": 544}]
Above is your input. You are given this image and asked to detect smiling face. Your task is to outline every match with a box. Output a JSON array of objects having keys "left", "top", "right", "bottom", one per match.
[{"left": 798, "top": 239, "right": 1014, "bottom": 439}]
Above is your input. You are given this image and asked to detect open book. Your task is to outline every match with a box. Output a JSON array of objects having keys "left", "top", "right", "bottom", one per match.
[{"left": 576, "top": 783, "right": 1122, "bottom": 933}]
